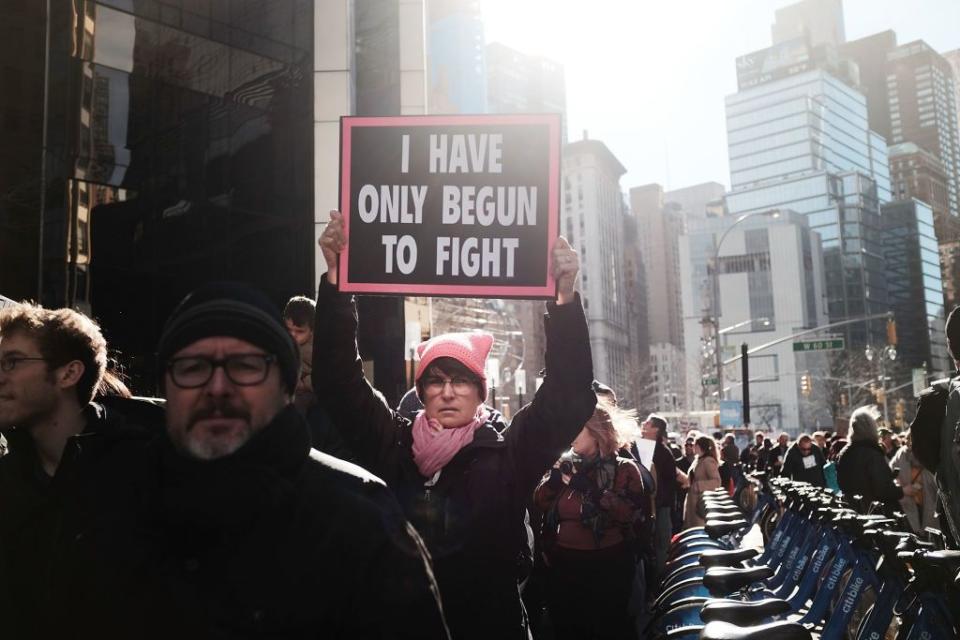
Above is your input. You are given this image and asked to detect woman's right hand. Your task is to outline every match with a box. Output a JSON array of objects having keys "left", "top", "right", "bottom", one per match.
[{"left": 319, "top": 210, "right": 347, "bottom": 285}]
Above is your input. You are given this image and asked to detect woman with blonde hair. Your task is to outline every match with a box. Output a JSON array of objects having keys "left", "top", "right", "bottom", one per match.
[
  {"left": 535, "top": 400, "right": 648, "bottom": 640},
  {"left": 682, "top": 435, "right": 722, "bottom": 529}
]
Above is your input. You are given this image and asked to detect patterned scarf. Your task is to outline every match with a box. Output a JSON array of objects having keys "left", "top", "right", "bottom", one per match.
[{"left": 411, "top": 405, "right": 489, "bottom": 477}]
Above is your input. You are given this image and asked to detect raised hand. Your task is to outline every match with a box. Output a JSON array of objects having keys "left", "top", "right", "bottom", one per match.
[
  {"left": 319, "top": 210, "right": 347, "bottom": 285},
  {"left": 551, "top": 236, "right": 579, "bottom": 305}
]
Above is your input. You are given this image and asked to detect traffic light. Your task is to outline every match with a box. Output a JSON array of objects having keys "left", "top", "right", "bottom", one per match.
[
  {"left": 839, "top": 392, "right": 848, "bottom": 407},
  {"left": 876, "top": 387, "right": 886, "bottom": 404},
  {"left": 895, "top": 399, "right": 905, "bottom": 426},
  {"left": 887, "top": 319, "right": 898, "bottom": 346},
  {"left": 800, "top": 373, "right": 812, "bottom": 397}
]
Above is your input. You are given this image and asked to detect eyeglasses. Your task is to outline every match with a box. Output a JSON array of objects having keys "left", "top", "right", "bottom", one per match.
[
  {"left": 422, "top": 375, "right": 475, "bottom": 395},
  {"left": 167, "top": 354, "right": 275, "bottom": 389},
  {"left": 0, "top": 356, "right": 47, "bottom": 372}
]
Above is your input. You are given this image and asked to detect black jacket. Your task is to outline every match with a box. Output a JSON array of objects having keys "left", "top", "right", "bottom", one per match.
[
  {"left": 836, "top": 439, "right": 903, "bottom": 509},
  {"left": 313, "top": 277, "right": 596, "bottom": 640},
  {"left": 100, "top": 404, "right": 448, "bottom": 639},
  {"left": 780, "top": 442, "right": 826, "bottom": 487},
  {"left": 0, "top": 398, "right": 163, "bottom": 639}
]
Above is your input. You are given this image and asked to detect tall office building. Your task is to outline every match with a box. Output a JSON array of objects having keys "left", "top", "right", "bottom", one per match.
[
  {"left": 679, "top": 211, "right": 830, "bottom": 432},
  {"left": 481, "top": 41, "right": 569, "bottom": 406},
  {"left": 725, "top": 61, "right": 891, "bottom": 346},
  {"left": 881, "top": 199, "right": 949, "bottom": 376},
  {"left": 486, "top": 42, "right": 568, "bottom": 142},
  {"left": 563, "top": 137, "right": 631, "bottom": 401},
  {"left": 664, "top": 182, "right": 727, "bottom": 222},
  {"left": 0, "top": 1, "right": 427, "bottom": 399},
  {"left": 629, "top": 184, "right": 685, "bottom": 411},
  {"left": 843, "top": 36, "right": 960, "bottom": 220},
  {"left": 425, "top": 0, "right": 486, "bottom": 114},
  {"left": 771, "top": 0, "right": 845, "bottom": 49},
  {"left": 946, "top": 49, "right": 960, "bottom": 132}
]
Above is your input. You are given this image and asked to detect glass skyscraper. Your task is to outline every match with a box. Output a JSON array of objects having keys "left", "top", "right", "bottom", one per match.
[
  {"left": 725, "top": 59, "right": 892, "bottom": 346},
  {"left": 882, "top": 199, "right": 949, "bottom": 376}
]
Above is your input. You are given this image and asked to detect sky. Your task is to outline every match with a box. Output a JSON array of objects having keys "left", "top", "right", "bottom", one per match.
[{"left": 480, "top": 0, "right": 960, "bottom": 194}]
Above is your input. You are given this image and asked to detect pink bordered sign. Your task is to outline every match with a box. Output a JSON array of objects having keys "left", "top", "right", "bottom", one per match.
[{"left": 338, "top": 113, "right": 561, "bottom": 299}]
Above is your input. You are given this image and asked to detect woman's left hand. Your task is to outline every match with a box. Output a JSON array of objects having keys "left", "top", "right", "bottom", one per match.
[{"left": 551, "top": 236, "right": 579, "bottom": 305}]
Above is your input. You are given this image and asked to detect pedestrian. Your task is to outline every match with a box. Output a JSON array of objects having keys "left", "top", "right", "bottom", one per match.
[
  {"left": 282, "top": 295, "right": 354, "bottom": 460},
  {"left": 822, "top": 439, "right": 845, "bottom": 492},
  {"left": 812, "top": 430, "right": 828, "bottom": 451},
  {"left": 640, "top": 413, "right": 676, "bottom": 577},
  {"left": 769, "top": 432, "right": 790, "bottom": 473},
  {"left": 115, "top": 283, "right": 448, "bottom": 638},
  {"left": 682, "top": 436, "right": 722, "bottom": 529},
  {"left": 890, "top": 431, "right": 937, "bottom": 532},
  {"left": 313, "top": 211, "right": 596, "bottom": 640},
  {"left": 878, "top": 427, "right": 900, "bottom": 461},
  {"left": 780, "top": 433, "right": 826, "bottom": 487},
  {"left": 936, "top": 305, "right": 960, "bottom": 544},
  {"left": 740, "top": 431, "right": 764, "bottom": 467},
  {"left": 535, "top": 402, "right": 645, "bottom": 640},
  {"left": 0, "top": 303, "right": 163, "bottom": 638},
  {"left": 837, "top": 406, "right": 915, "bottom": 514}
]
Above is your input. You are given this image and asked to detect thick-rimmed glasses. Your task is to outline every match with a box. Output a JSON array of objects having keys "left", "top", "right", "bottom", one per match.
[
  {"left": 422, "top": 375, "right": 475, "bottom": 395},
  {"left": 167, "top": 354, "right": 275, "bottom": 389},
  {"left": 0, "top": 356, "right": 47, "bottom": 372}
]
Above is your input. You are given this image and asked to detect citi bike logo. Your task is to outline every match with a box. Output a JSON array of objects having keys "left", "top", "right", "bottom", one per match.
[
  {"left": 792, "top": 552, "right": 808, "bottom": 581},
  {"left": 824, "top": 556, "right": 847, "bottom": 590},
  {"left": 840, "top": 575, "right": 864, "bottom": 615},
  {"left": 809, "top": 545, "right": 830, "bottom": 574}
]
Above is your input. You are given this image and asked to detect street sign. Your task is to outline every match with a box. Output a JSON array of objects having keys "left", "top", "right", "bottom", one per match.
[
  {"left": 720, "top": 400, "right": 743, "bottom": 427},
  {"left": 792, "top": 338, "right": 845, "bottom": 352},
  {"left": 702, "top": 376, "right": 719, "bottom": 386}
]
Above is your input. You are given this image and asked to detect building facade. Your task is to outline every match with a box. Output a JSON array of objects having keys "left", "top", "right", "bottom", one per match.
[
  {"left": 881, "top": 199, "right": 949, "bottom": 377},
  {"left": 629, "top": 184, "right": 685, "bottom": 412},
  {"left": 0, "top": 1, "right": 427, "bottom": 400},
  {"left": 486, "top": 42, "right": 568, "bottom": 142},
  {"left": 725, "top": 64, "right": 891, "bottom": 347},
  {"left": 424, "top": 0, "right": 486, "bottom": 114},
  {"left": 844, "top": 36, "right": 960, "bottom": 219},
  {"left": 679, "top": 211, "right": 830, "bottom": 433},
  {"left": 563, "top": 138, "right": 631, "bottom": 400}
]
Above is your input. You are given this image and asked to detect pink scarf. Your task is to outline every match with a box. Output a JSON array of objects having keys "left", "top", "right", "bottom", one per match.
[{"left": 411, "top": 406, "right": 489, "bottom": 478}]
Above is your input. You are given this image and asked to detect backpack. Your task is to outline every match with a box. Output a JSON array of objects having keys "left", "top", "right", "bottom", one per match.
[{"left": 910, "top": 377, "right": 952, "bottom": 472}]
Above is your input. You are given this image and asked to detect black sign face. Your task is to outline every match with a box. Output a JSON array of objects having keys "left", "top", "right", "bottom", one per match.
[{"left": 338, "top": 114, "right": 560, "bottom": 298}]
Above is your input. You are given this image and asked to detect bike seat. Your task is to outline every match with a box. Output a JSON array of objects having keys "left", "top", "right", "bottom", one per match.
[
  {"left": 700, "top": 598, "right": 792, "bottom": 625},
  {"left": 703, "top": 565, "right": 774, "bottom": 596},
  {"left": 705, "top": 519, "right": 749, "bottom": 538},
  {"left": 699, "top": 548, "right": 759, "bottom": 568},
  {"left": 700, "top": 620, "right": 812, "bottom": 640},
  {"left": 704, "top": 512, "right": 748, "bottom": 522},
  {"left": 916, "top": 550, "right": 960, "bottom": 573}
]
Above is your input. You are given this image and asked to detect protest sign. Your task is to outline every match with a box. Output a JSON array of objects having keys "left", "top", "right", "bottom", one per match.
[{"left": 338, "top": 114, "right": 560, "bottom": 298}]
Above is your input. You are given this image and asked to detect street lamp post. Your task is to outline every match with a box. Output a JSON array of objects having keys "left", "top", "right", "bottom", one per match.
[
  {"left": 864, "top": 344, "right": 897, "bottom": 425},
  {"left": 709, "top": 210, "right": 779, "bottom": 402}
]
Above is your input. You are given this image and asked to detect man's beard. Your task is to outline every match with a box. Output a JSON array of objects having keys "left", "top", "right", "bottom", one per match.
[{"left": 177, "top": 401, "right": 253, "bottom": 460}]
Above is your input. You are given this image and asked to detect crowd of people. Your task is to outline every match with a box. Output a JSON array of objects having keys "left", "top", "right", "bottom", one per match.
[{"left": 3, "top": 213, "right": 960, "bottom": 639}]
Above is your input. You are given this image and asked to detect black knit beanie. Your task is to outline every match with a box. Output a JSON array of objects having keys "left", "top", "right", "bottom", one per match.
[{"left": 157, "top": 282, "right": 300, "bottom": 393}]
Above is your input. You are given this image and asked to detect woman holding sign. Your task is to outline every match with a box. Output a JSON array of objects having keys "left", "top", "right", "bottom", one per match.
[{"left": 314, "top": 211, "right": 596, "bottom": 639}]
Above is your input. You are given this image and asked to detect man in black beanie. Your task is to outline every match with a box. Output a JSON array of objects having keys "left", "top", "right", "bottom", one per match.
[{"left": 96, "top": 283, "right": 450, "bottom": 639}]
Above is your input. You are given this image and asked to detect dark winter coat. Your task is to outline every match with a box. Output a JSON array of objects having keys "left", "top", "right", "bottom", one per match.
[
  {"left": 836, "top": 439, "right": 903, "bottom": 510},
  {"left": 780, "top": 442, "right": 826, "bottom": 487},
  {"left": 313, "top": 276, "right": 596, "bottom": 640},
  {"left": 0, "top": 398, "right": 163, "bottom": 639},
  {"left": 100, "top": 404, "right": 448, "bottom": 639}
]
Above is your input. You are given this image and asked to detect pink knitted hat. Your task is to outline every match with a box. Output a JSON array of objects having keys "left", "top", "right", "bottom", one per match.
[{"left": 415, "top": 331, "right": 494, "bottom": 393}]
